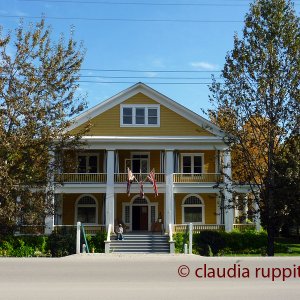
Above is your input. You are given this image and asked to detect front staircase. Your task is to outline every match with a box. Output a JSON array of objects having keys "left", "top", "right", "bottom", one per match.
[{"left": 108, "top": 233, "right": 170, "bottom": 254}]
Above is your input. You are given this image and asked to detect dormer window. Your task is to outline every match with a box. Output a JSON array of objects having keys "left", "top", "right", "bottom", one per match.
[{"left": 120, "top": 104, "right": 160, "bottom": 127}]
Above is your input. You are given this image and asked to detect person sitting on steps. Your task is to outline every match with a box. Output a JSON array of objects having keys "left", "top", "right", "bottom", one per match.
[{"left": 116, "top": 224, "right": 124, "bottom": 240}]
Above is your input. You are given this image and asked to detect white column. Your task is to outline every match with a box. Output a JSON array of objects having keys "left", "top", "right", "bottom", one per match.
[
  {"left": 223, "top": 150, "right": 234, "bottom": 232},
  {"left": 105, "top": 150, "right": 115, "bottom": 232},
  {"left": 165, "top": 150, "right": 174, "bottom": 231},
  {"left": 45, "top": 150, "right": 55, "bottom": 235},
  {"left": 234, "top": 195, "right": 239, "bottom": 224},
  {"left": 254, "top": 198, "right": 261, "bottom": 231},
  {"left": 216, "top": 195, "right": 222, "bottom": 225},
  {"left": 243, "top": 194, "right": 248, "bottom": 224}
]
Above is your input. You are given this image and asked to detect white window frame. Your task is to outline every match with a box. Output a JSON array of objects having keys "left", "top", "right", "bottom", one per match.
[
  {"left": 75, "top": 194, "right": 98, "bottom": 225},
  {"left": 180, "top": 153, "right": 204, "bottom": 174},
  {"left": 76, "top": 153, "right": 100, "bottom": 173},
  {"left": 120, "top": 104, "right": 160, "bottom": 127},
  {"left": 182, "top": 194, "right": 205, "bottom": 224}
]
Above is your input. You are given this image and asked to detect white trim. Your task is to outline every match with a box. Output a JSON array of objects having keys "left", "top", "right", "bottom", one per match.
[
  {"left": 120, "top": 104, "right": 160, "bottom": 127},
  {"left": 67, "top": 83, "right": 225, "bottom": 137},
  {"left": 122, "top": 195, "right": 158, "bottom": 231},
  {"left": 74, "top": 194, "right": 98, "bottom": 225},
  {"left": 180, "top": 153, "right": 204, "bottom": 174},
  {"left": 181, "top": 194, "right": 205, "bottom": 224}
]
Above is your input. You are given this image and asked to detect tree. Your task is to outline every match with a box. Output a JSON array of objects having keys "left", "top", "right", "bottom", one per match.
[
  {"left": 0, "top": 19, "right": 89, "bottom": 235},
  {"left": 272, "top": 135, "right": 300, "bottom": 237},
  {"left": 209, "top": 0, "right": 300, "bottom": 256}
]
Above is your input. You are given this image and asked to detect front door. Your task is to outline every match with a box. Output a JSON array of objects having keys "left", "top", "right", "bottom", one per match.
[{"left": 132, "top": 206, "right": 148, "bottom": 230}]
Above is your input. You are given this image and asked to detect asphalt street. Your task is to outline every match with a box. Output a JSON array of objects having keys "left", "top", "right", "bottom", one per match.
[{"left": 1, "top": 254, "right": 300, "bottom": 300}]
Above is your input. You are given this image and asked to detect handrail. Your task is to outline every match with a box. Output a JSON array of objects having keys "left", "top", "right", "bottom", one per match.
[
  {"left": 107, "top": 224, "right": 112, "bottom": 242},
  {"left": 173, "top": 173, "right": 222, "bottom": 183},
  {"left": 55, "top": 173, "right": 107, "bottom": 183},
  {"left": 169, "top": 224, "right": 173, "bottom": 242},
  {"left": 114, "top": 173, "right": 165, "bottom": 183}
]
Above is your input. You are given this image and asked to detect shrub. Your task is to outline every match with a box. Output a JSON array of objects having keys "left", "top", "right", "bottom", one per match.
[
  {"left": 86, "top": 232, "right": 107, "bottom": 253},
  {"left": 194, "top": 231, "right": 226, "bottom": 256},
  {"left": 0, "top": 235, "right": 49, "bottom": 257},
  {"left": 48, "top": 228, "right": 76, "bottom": 257}
]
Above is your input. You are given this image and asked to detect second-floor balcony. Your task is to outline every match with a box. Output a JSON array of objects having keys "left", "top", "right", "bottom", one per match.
[{"left": 54, "top": 173, "right": 222, "bottom": 184}]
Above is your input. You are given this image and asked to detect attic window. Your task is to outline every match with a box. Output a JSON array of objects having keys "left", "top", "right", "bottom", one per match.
[{"left": 120, "top": 104, "right": 160, "bottom": 127}]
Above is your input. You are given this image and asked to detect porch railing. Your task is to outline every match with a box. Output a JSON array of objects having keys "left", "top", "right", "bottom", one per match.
[
  {"left": 233, "top": 224, "right": 256, "bottom": 231},
  {"left": 55, "top": 173, "right": 107, "bottom": 183},
  {"left": 53, "top": 224, "right": 106, "bottom": 235},
  {"left": 173, "top": 173, "right": 222, "bottom": 183},
  {"left": 114, "top": 173, "right": 165, "bottom": 183},
  {"left": 15, "top": 225, "right": 45, "bottom": 235},
  {"left": 173, "top": 224, "right": 226, "bottom": 233}
]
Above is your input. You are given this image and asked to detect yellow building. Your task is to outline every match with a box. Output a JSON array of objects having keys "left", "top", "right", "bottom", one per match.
[{"left": 48, "top": 83, "right": 259, "bottom": 237}]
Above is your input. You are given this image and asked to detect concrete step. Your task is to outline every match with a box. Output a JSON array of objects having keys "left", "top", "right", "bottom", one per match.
[{"left": 109, "top": 233, "right": 170, "bottom": 253}]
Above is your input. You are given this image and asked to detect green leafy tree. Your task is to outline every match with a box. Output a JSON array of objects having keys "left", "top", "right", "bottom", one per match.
[
  {"left": 272, "top": 135, "right": 300, "bottom": 236},
  {"left": 0, "top": 19, "right": 89, "bottom": 235},
  {"left": 209, "top": 0, "right": 300, "bottom": 255}
]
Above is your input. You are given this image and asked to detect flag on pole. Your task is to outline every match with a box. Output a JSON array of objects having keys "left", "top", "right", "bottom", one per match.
[
  {"left": 126, "top": 168, "right": 135, "bottom": 196},
  {"left": 147, "top": 169, "right": 158, "bottom": 197}
]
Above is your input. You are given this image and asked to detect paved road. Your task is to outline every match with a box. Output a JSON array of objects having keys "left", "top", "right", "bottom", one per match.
[{"left": 1, "top": 254, "right": 300, "bottom": 300}]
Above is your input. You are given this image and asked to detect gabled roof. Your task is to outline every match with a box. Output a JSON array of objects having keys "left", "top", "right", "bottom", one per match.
[{"left": 68, "top": 82, "right": 225, "bottom": 137}]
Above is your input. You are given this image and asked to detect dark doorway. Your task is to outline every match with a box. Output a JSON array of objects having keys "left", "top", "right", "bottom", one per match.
[{"left": 132, "top": 206, "right": 148, "bottom": 230}]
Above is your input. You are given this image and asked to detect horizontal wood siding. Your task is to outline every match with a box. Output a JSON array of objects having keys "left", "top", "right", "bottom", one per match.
[{"left": 71, "top": 93, "right": 214, "bottom": 136}]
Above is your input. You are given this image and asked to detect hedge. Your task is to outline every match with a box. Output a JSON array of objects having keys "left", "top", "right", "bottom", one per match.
[
  {"left": 0, "top": 231, "right": 107, "bottom": 257},
  {"left": 173, "top": 230, "right": 272, "bottom": 256}
]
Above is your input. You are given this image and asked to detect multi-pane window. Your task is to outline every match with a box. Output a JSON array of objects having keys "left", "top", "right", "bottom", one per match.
[
  {"left": 77, "top": 196, "right": 97, "bottom": 224},
  {"left": 77, "top": 154, "right": 98, "bottom": 173},
  {"left": 121, "top": 105, "right": 160, "bottom": 126},
  {"left": 182, "top": 195, "right": 204, "bottom": 224},
  {"left": 181, "top": 154, "right": 203, "bottom": 174}
]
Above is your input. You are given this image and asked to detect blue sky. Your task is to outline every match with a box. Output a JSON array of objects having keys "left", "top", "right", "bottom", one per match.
[{"left": 1, "top": 0, "right": 299, "bottom": 116}]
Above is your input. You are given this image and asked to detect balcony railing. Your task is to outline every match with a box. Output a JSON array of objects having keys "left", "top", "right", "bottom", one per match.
[
  {"left": 55, "top": 173, "right": 107, "bottom": 183},
  {"left": 114, "top": 173, "right": 165, "bottom": 183},
  {"left": 173, "top": 173, "right": 221, "bottom": 183},
  {"left": 55, "top": 173, "right": 220, "bottom": 184}
]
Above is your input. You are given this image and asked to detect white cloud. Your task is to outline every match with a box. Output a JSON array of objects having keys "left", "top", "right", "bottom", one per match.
[{"left": 190, "top": 61, "right": 219, "bottom": 71}]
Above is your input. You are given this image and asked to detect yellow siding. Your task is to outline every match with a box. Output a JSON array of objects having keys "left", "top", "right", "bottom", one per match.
[
  {"left": 175, "top": 193, "right": 217, "bottom": 224},
  {"left": 71, "top": 93, "right": 214, "bottom": 137},
  {"left": 62, "top": 193, "right": 104, "bottom": 225}
]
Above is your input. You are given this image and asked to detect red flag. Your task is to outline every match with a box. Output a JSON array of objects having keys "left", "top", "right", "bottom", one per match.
[
  {"left": 126, "top": 168, "right": 135, "bottom": 196},
  {"left": 147, "top": 169, "right": 158, "bottom": 197}
]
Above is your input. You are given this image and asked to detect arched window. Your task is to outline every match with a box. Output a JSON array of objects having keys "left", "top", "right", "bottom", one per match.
[
  {"left": 76, "top": 195, "right": 98, "bottom": 224},
  {"left": 182, "top": 195, "right": 204, "bottom": 224}
]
